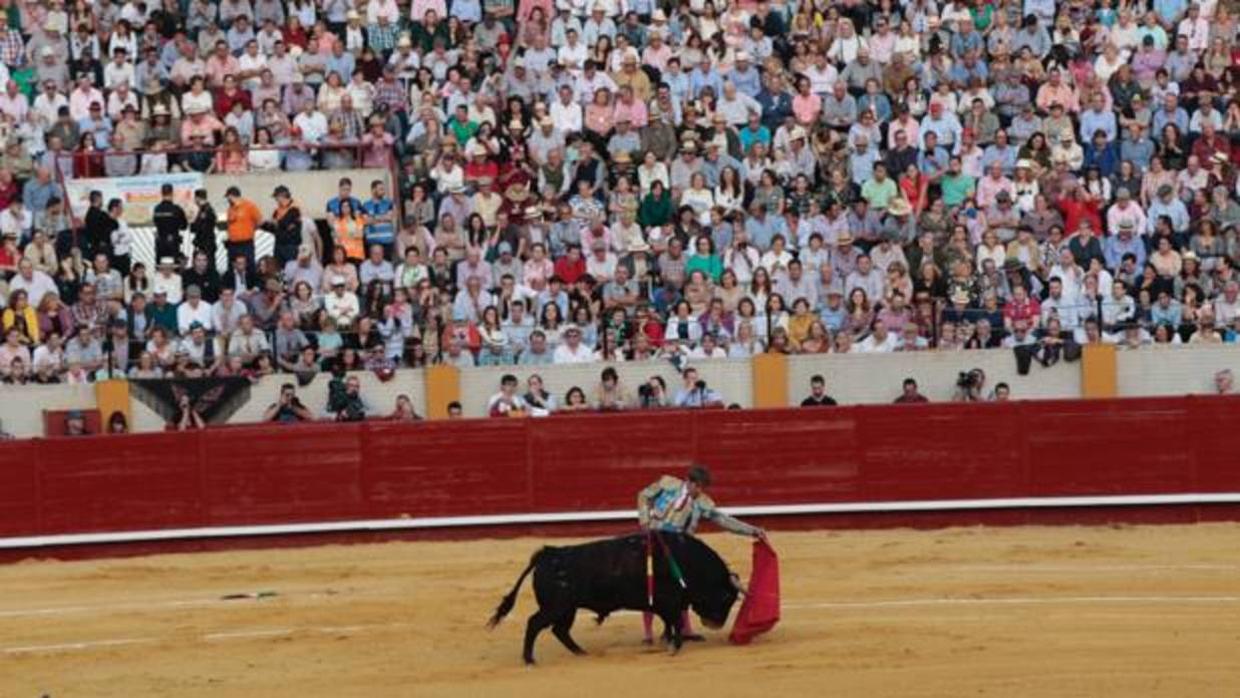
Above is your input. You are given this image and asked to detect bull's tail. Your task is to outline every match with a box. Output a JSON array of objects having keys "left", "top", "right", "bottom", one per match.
[{"left": 487, "top": 548, "right": 544, "bottom": 629}]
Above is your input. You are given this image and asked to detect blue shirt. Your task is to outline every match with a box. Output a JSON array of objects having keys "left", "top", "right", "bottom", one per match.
[
  {"left": 1154, "top": 0, "right": 1186, "bottom": 25},
  {"left": 362, "top": 197, "right": 395, "bottom": 245},
  {"left": 1147, "top": 198, "right": 1189, "bottom": 234},
  {"left": 1120, "top": 137, "right": 1155, "bottom": 169},
  {"left": 326, "top": 195, "right": 362, "bottom": 216},
  {"left": 819, "top": 304, "right": 846, "bottom": 332},
  {"left": 1083, "top": 142, "right": 1120, "bottom": 177},
  {"left": 745, "top": 215, "right": 788, "bottom": 251},
  {"left": 1104, "top": 234, "right": 1146, "bottom": 270},
  {"left": 1151, "top": 107, "right": 1188, "bottom": 140},
  {"left": 918, "top": 145, "right": 950, "bottom": 175},
  {"left": 325, "top": 52, "right": 355, "bottom": 81},
  {"left": 980, "top": 144, "right": 1018, "bottom": 174},
  {"left": 1150, "top": 300, "right": 1182, "bottom": 328},
  {"left": 950, "top": 32, "right": 985, "bottom": 59},
  {"left": 664, "top": 71, "right": 690, "bottom": 104},
  {"left": 738, "top": 124, "right": 771, "bottom": 153},
  {"left": 454, "top": 0, "right": 482, "bottom": 23},
  {"left": 756, "top": 89, "right": 792, "bottom": 130},
  {"left": 729, "top": 65, "right": 762, "bottom": 98},
  {"left": 78, "top": 116, "right": 113, "bottom": 149},
  {"left": 23, "top": 179, "right": 60, "bottom": 213},
  {"left": 1079, "top": 109, "right": 1117, "bottom": 143},
  {"left": 947, "top": 60, "right": 988, "bottom": 86},
  {"left": 857, "top": 93, "right": 892, "bottom": 123},
  {"left": 688, "top": 67, "right": 723, "bottom": 99}
]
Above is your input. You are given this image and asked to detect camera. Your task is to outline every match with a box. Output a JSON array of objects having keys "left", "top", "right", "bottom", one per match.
[
  {"left": 956, "top": 370, "right": 979, "bottom": 389},
  {"left": 695, "top": 379, "right": 707, "bottom": 391},
  {"left": 638, "top": 384, "right": 653, "bottom": 398}
]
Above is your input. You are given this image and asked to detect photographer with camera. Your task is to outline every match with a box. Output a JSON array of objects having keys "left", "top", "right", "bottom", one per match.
[
  {"left": 325, "top": 366, "right": 369, "bottom": 422},
  {"left": 673, "top": 367, "right": 724, "bottom": 408},
  {"left": 263, "top": 382, "right": 315, "bottom": 423},
  {"left": 952, "top": 367, "right": 987, "bottom": 402},
  {"left": 637, "top": 375, "right": 671, "bottom": 409}
]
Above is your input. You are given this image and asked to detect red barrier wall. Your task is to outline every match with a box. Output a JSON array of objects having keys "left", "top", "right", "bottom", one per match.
[{"left": 3, "top": 396, "right": 1240, "bottom": 554}]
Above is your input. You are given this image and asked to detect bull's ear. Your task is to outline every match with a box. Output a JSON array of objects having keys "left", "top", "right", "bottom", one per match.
[{"left": 730, "top": 572, "right": 748, "bottom": 596}]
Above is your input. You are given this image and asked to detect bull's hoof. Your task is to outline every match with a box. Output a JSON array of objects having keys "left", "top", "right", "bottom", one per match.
[
  {"left": 523, "top": 658, "right": 536, "bottom": 667},
  {"left": 683, "top": 633, "right": 706, "bottom": 642},
  {"left": 571, "top": 648, "right": 588, "bottom": 656}
]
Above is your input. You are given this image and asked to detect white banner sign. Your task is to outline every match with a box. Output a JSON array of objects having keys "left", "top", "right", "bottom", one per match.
[{"left": 65, "top": 172, "right": 204, "bottom": 226}]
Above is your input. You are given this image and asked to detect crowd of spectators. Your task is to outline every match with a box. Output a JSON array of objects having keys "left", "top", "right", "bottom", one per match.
[{"left": 1, "top": 0, "right": 1240, "bottom": 388}]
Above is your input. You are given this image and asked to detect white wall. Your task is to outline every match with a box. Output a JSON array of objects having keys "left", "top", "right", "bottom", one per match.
[
  {"left": 787, "top": 348, "right": 1082, "bottom": 404},
  {"left": 129, "top": 395, "right": 168, "bottom": 433},
  {"left": 0, "top": 383, "right": 98, "bottom": 438},
  {"left": 1117, "top": 345, "right": 1240, "bottom": 397},
  {"left": 13, "top": 346, "right": 1240, "bottom": 434},
  {"left": 458, "top": 358, "right": 754, "bottom": 417}
]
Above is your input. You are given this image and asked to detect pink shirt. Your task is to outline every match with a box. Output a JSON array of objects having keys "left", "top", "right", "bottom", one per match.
[
  {"left": 69, "top": 87, "right": 104, "bottom": 121},
  {"left": 410, "top": 0, "right": 447, "bottom": 20},
  {"left": 642, "top": 44, "right": 673, "bottom": 72},
  {"left": 0, "top": 92, "right": 28, "bottom": 122},
  {"left": 1036, "top": 83, "right": 1079, "bottom": 113},
  {"left": 791, "top": 93, "right": 821, "bottom": 124},
  {"left": 517, "top": 0, "right": 553, "bottom": 23},
  {"left": 976, "top": 176, "right": 1015, "bottom": 208},
  {"left": 523, "top": 257, "right": 554, "bottom": 286},
  {"left": 612, "top": 99, "right": 648, "bottom": 128},
  {"left": 360, "top": 132, "right": 394, "bottom": 168}
]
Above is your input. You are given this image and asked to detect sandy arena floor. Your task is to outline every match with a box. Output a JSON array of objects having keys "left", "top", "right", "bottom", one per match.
[{"left": 3, "top": 523, "right": 1240, "bottom": 697}]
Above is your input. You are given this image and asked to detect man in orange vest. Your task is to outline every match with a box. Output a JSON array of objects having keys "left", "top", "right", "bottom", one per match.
[{"left": 225, "top": 186, "right": 262, "bottom": 270}]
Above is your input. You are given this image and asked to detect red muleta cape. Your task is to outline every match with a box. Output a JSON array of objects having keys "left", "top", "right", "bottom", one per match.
[{"left": 728, "top": 539, "right": 780, "bottom": 644}]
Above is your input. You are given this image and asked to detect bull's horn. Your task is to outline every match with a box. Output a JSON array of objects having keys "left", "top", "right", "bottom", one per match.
[{"left": 730, "top": 573, "right": 748, "bottom": 595}]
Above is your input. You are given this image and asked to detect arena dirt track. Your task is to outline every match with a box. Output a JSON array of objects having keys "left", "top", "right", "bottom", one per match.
[{"left": 4, "top": 523, "right": 1240, "bottom": 697}]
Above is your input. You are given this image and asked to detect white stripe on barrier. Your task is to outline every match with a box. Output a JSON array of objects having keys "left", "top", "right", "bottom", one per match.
[{"left": 2, "top": 492, "right": 1239, "bottom": 550}]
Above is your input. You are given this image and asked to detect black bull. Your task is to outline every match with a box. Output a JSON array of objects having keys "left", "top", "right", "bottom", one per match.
[{"left": 487, "top": 533, "right": 742, "bottom": 664}]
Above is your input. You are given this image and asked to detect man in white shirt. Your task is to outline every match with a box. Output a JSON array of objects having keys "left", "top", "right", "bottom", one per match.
[
  {"left": 31, "top": 79, "right": 67, "bottom": 128},
  {"left": 1212, "top": 281, "right": 1240, "bottom": 325},
  {"left": 557, "top": 29, "right": 588, "bottom": 73},
  {"left": 686, "top": 333, "right": 727, "bottom": 359},
  {"left": 237, "top": 40, "right": 268, "bottom": 91},
  {"left": 323, "top": 275, "right": 360, "bottom": 327},
  {"left": 293, "top": 100, "right": 328, "bottom": 143},
  {"left": 102, "top": 47, "right": 136, "bottom": 91},
  {"left": 520, "top": 35, "right": 556, "bottom": 76},
  {"left": 176, "top": 284, "right": 215, "bottom": 335},
  {"left": 715, "top": 81, "right": 761, "bottom": 127},
  {"left": 552, "top": 323, "right": 594, "bottom": 364},
  {"left": 0, "top": 199, "right": 32, "bottom": 241},
  {"left": 574, "top": 60, "right": 617, "bottom": 104},
  {"left": 549, "top": 84, "right": 582, "bottom": 134},
  {"left": 151, "top": 258, "right": 184, "bottom": 304},
  {"left": 1040, "top": 277, "right": 1081, "bottom": 329},
  {"left": 855, "top": 321, "right": 899, "bottom": 352},
  {"left": 9, "top": 258, "right": 58, "bottom": 307}
]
